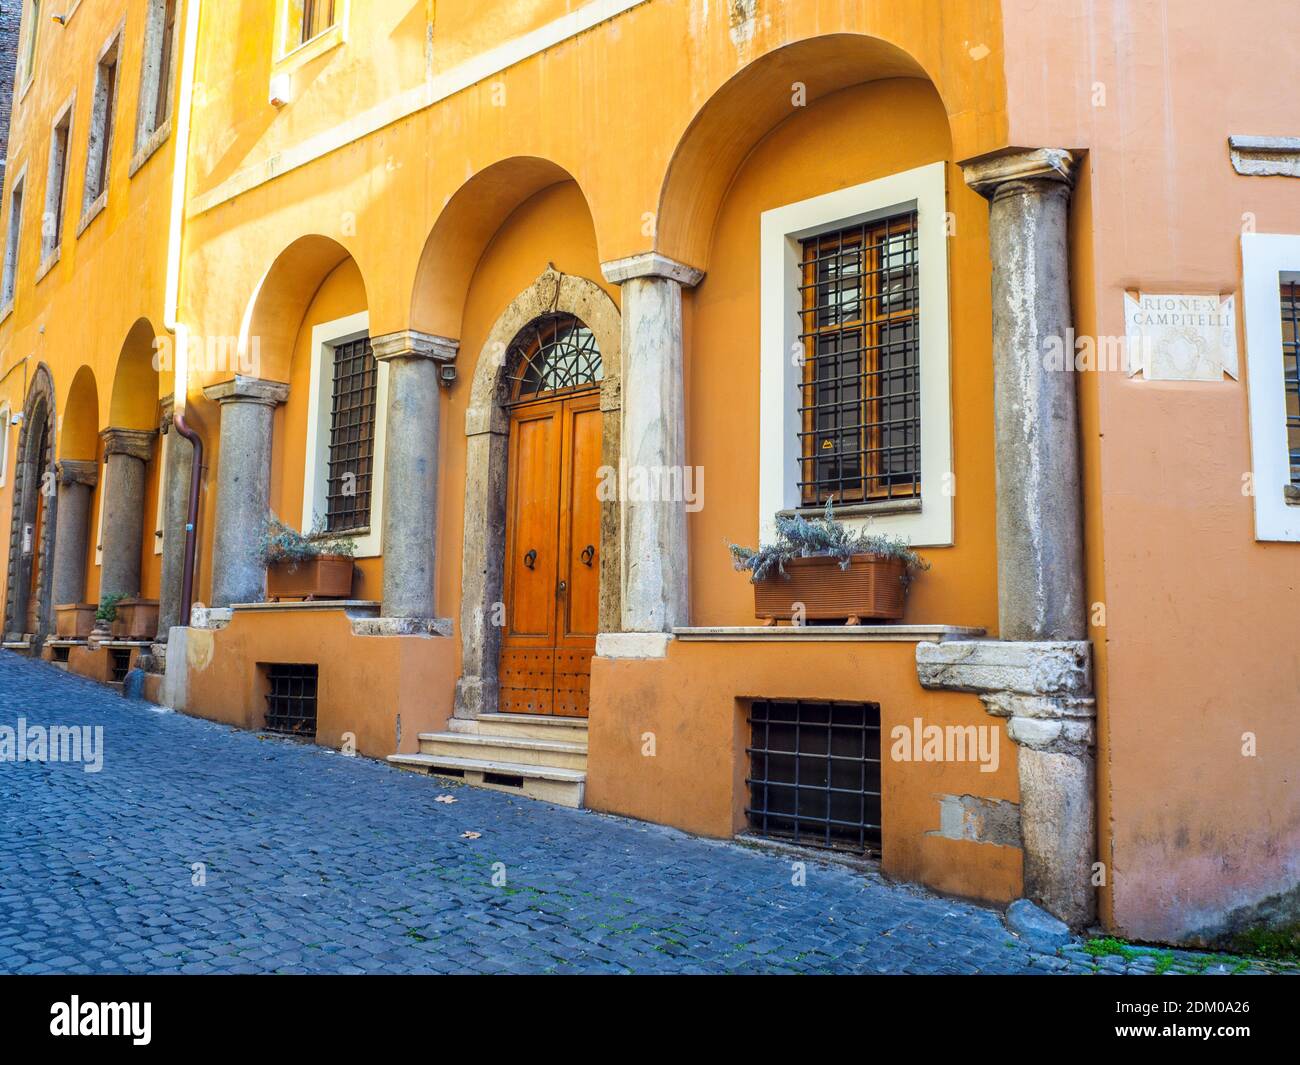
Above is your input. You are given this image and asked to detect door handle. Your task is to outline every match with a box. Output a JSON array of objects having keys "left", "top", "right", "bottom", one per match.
[
  {"left": 580, "top": 544, "right": 595, "bottom": 567},
  {"left": 557, "top": 579, "right": 567, "bottom": 595},
  {"left": 523, "top": 549, "right": 537, "bottom": 570}
]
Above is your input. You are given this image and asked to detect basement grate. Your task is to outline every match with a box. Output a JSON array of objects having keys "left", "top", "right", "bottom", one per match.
[
  {"left": 51, "top": 645, "right": 70, "bottom": 663},
  {"left": 263, "top": 663, "right": 318, "bottom": 737},
  {"left": 746, "top": 699, "right": 882, "bottom": 855},
  {"left": 483, "top": 772, "right": 524, "bottom": 788},
  {"left": 109, "top": 649, "right": 132, "bottom": 683}
]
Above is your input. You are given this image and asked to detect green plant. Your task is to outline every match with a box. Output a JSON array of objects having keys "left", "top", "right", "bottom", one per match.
[
  {"left": 257, "top": 513, "right": 356, "bottom": 570},
  {"left": 96, "top": 593, "right": 126, "bottom": 622},
  {"left": 728, "top": 499, "right": 929, "bottom": 584}
]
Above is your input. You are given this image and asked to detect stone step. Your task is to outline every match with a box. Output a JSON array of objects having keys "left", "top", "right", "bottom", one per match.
[
  {"left": 416, "top": 730, "right": 588, "bottom": 771},
  {"left": 449, "top": 712, "right": 588, "bottom": 744},
  {"left": 387, "top": 752, "right": 585, "bottom": 808}
]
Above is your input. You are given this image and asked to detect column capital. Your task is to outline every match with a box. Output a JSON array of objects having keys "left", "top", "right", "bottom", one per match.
[
  {"left": 961, "top": 148, "right": 1075, "bottom": 200},
  {"left": 371, "top": 330, "right": 458, "bottom": 363},
  {"left": 101, "top": 427, "right": 156, "bottom": 461},
  {"left": 56, "top": 459, "right": 99, "bottom": 487},
  {"left": 601, "top": 252, "right": 705, "bottom": 287},
  {"left": 159, "top": 396, "right": 174, "bottom": 434},
  {"left": 202, "top": 375, "right": 290, "bottom": 407}
]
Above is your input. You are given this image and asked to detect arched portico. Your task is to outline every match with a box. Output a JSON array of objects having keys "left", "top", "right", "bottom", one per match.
[
  {"left": 4, "top": 365, "right": 58, "bottom": 644},
  {"left": 454, "top": 266, "right": 621, "bottom": 718}
]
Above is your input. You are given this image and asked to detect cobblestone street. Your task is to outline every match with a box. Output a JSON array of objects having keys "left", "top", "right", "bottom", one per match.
[{"left": 0, "top": 652, "right": 1283, "bottom": 975}]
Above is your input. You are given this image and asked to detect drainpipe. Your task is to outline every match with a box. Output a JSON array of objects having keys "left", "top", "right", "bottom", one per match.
[{"left": 163, "top": 0, "right": 203, "bottom": 624}]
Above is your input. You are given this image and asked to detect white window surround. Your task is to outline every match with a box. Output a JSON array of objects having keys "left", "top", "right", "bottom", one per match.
[
  {"left": 1241, "top": 232, "right": 1300, "bottom": 542},
  {"left": 94, "top": 458, "right": 107, "bottom": 567},
  {"left": 39, "top": 93, "right": 76, "bottom": 272},
  {"left": 758, "top": 160, "right": 954, "bottom": 547},
  {"left": 273, "top": 0, "right": 350, "bottom": 70},
  {"left": 153, "top": 431, "right": 167, "bottom": 554},
  {"left": 302, "top": 310, "right": 387, "bottom": 558},
  {"left": 0, "top": 404, "right": 10, "bottom": 487}
]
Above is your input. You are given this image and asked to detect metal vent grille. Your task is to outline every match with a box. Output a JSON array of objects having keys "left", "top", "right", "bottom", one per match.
[
  {"left": 747, "top": 699, "right": 882, "bottom": 854},
  {"left": 263, "top": 664, "right": 318, "bottom": 737},
  {"left": 109, "top": 649, "right": 132, "bottom": 683},
  {"left": 798, "top": 212, "right": 920, "bottom": 506}
]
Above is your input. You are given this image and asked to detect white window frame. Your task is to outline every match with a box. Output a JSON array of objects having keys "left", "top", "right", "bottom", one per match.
[
  {"left": 1241, "top": 232, "right": 1300, "bottom": 542},
  {"left": 2, "top": 163, "right": 29, "bottom": 316},
  {"left": 302, "top": 310, "right": 387, "bottom": 558},
  {"left": 38, "top": 93, "right": 75, "bottom": 276},
  {"left": 0, "top": 403, "right": 11, "bottom": 488},
  {"left": 758, "top": 161, "right": 953, "bottom": 546},
  {"left": 18, "top": 0, "right": 41, "bottom": 98},
  {"left": 273, "top": 0, "right": 349, "bottom": 68}
]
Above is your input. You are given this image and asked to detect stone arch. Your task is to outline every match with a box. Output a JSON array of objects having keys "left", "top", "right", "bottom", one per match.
[
  {"left": 60, "top": 365, "right": 101, "bottom": 460},
  {"left": 454, "top": 265, "right": 622, "bottom": 718},
  {"left": 409, "top": 157, "right": 593, "bottom": 340},
  {"left": 109, "top": 318, "right": 161, "bottom": 431},
  {"left": 4, "top": 364, "right": 58, "bottom": 643},
  {"left": 655, "top": 33, "right": 940, "bottom": 272}
]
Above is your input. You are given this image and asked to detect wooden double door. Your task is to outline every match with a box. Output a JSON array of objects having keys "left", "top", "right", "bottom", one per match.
[{"left": 499, "top": 389, "right": 602, "bottom": 717}]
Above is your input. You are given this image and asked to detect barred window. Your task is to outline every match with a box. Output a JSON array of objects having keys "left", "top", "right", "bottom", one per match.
[
  {"left": 325, "top": 335, "right": 378, "bottom": 533},
  {"left": 798, "top": 212, "right": 920, "bottom": 506},
  {"left": 1282, "top": 281, "right": 1300, "bottom": 487}
]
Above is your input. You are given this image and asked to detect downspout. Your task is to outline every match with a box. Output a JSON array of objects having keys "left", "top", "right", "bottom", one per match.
[{"left": 164, "top": 0, "right": 203, "bottom": 625}]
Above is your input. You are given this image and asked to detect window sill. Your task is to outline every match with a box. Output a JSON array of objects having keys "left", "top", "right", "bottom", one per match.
[
  {"left": 34, "top": 248, "right": 60, "bottom": 284},
  {"left": 129, "top": 119, "right": 171, "bottom": 178},
  {"left": 777, "top": 497, "right": 923, "bottom": 521},
  {"left": 76, "top": 191, "right": 108, "bottom": 237},
  {"left": 272, "top": 23, "right": 344, "bottom": 79}
]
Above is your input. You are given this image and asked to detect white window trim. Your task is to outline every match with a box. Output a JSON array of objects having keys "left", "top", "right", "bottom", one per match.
[
  {"left": 273, "top": 0, "right": 350, "bottom": 70},
  {"left": 1241, "top": 232, "right": 1300, "bottom": 542},
  {"left": 758, "top": 160, "right": 953, "bottom": 547},
  {"left": 302, "top": 310, "right": 387, "bottom": 558},
  {"left": 94, "top": 457, "right": 107, "bottom": 567},
  {"left": 0, "top": 403, "right": 11, "bottom": 488},
  {"left": 153, "top": 431, "right": 167, "bottom": 554},
  {"left": 2, "top": 161, "right": 30, "bottom": 315}
]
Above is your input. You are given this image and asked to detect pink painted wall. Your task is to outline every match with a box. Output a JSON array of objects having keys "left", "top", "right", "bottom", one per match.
[{"left": 1002, "top": 0, "right": 1300, "bottom": 942}]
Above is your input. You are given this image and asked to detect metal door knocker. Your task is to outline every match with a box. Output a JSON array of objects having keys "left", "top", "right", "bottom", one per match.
[
  {"left": 580, "top": 544, "right": 595, "bottom": 567},
  {"left": 524, "top": 549, "right": 537, "bottom": 569}
]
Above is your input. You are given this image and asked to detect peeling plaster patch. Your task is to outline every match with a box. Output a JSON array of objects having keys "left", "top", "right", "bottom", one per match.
[
  {"left": 968, "top": 43, "right": 991, "bottom": 61},
  {"left": 929, "top": 794, "right": 1022, "bottom": 848},
  {"left": 728, "top": 0, "right": 758, "bottom": 48}
]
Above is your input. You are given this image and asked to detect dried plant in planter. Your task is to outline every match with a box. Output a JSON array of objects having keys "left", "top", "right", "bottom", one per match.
[
  {"left": 258, "top": 514, "right": 356, "bottom": 602},
  {"left": 728, "top": 500, "right": 929, "bottom": 624}
]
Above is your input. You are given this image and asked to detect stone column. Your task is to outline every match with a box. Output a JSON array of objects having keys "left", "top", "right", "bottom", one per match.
[
  {"left": 157, "top": 399, "right": 194, "bottom": 637},
  {"left": 963, "top": 148, "right": 1085, "bottom": 642},
  {"left": 203, "top": 376, "right": 289, "bottom": 608},
  {"left": 600, "top": 253, "right": 703, "bottom": 632},
  {"left": 51, "top": 459, "right": 98, "bottom": 606},
  {"left": 99, "top": 428, "right": 156, "bottom": 600},
  {"left": 371, "top": 330, "right": 457, "bottom": 620}
]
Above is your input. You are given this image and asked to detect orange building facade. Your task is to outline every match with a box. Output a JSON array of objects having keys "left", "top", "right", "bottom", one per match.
[{"left": 0, "top": 0, "right": 1296, "bottom": 946}]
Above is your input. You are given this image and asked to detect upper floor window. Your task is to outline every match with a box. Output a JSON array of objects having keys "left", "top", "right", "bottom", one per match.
[
  {"left": 83, "top": 37, "right": 122, "bottom": 216},
  {"left": 136, "top": 0, "right": 179, "bottom": 154},
  {"left": 39, "top": 102, "right": 72, "bottom": 267},
  {"left": 798, "top": 213, "right": 920, "bottom": 506},
  {"left": 19, "top": 0, "right": 41, "bottom": 90},
  {"left": 2, "top": 170, "right": 27, "bottom": 309},
  {"left": 297, "top": 0, "right": 336, "bottom": 46}
]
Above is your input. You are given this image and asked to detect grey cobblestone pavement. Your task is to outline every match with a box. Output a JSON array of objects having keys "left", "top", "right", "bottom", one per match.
[{"left": 0, "top": 651, "right": 1288, "bottom": 975}]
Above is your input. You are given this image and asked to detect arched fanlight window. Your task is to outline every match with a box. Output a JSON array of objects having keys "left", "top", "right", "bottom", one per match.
[{"left": 505, "top": 313, "right": 603, "bottom": 404}]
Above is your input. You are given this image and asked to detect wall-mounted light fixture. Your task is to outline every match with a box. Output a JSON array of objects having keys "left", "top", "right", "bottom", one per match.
[
  {"left": 439, "top": 365, "right": 457, "bottom": 388},
  {"left": 269, "top": 73, "right": 292, "bottom": 108}
]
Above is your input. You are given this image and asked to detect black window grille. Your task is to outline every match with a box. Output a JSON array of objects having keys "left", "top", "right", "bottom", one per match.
[
  {"left": 747, "top": 699, "right": 882, "bottom": 854},
  {"left": 109, "top": 648, "right": 132, "bottom": 683},
  {"left": 326, "top": 336, "right": 378, "bottom": 533},
  {"left": 263, "top": 663, "right": 318, "bottom": 737},
  {"left": 1282, "top": 281, "right": 1300, "bottom": 486},
  {"left": 798, "top": 212, "right": 920, "bottom": 506},
  {"left": 505, "top": 313, "right": 603, "bottom": 405}
]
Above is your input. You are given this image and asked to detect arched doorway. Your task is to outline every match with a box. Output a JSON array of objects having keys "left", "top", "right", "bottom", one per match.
[
  {"left": 4, "top": 365, "right": 57, "bottom": 644},
  {"left": 455, "top": 266, "right": 622, "bottom": 719},
  {"left": 499, "top": 313, "right": 604, "bottom": 717}
]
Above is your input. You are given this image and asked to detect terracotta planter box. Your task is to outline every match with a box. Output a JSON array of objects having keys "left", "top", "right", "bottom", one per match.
[
  {"left": 114, "top": 598, "right": 160, "bottom": 641},
  {"left": 267, "top": 555, "right": 354, "bottom": 601},
  {"left": 752, "top": 553, "right": 907, "bottom": 624},
  {"left": 55, "top": 603, "right": 97, "bottom": 639}
]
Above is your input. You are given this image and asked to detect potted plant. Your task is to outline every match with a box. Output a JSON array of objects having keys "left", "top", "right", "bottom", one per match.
[
  {"left": 258, "top": 514, "right": 356, "bottom": 601},
  {"left": 54, "top": 603, "right": 97, "bottom": 639},
  {"left": 93, "top": 593, "right": 126, "bottom": 640},
  {"left": 115, "top": 598, "right": 161, "bottom": 641},
  {"left": 728, "top": 500, "right": 929, "bottom": 625}
]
